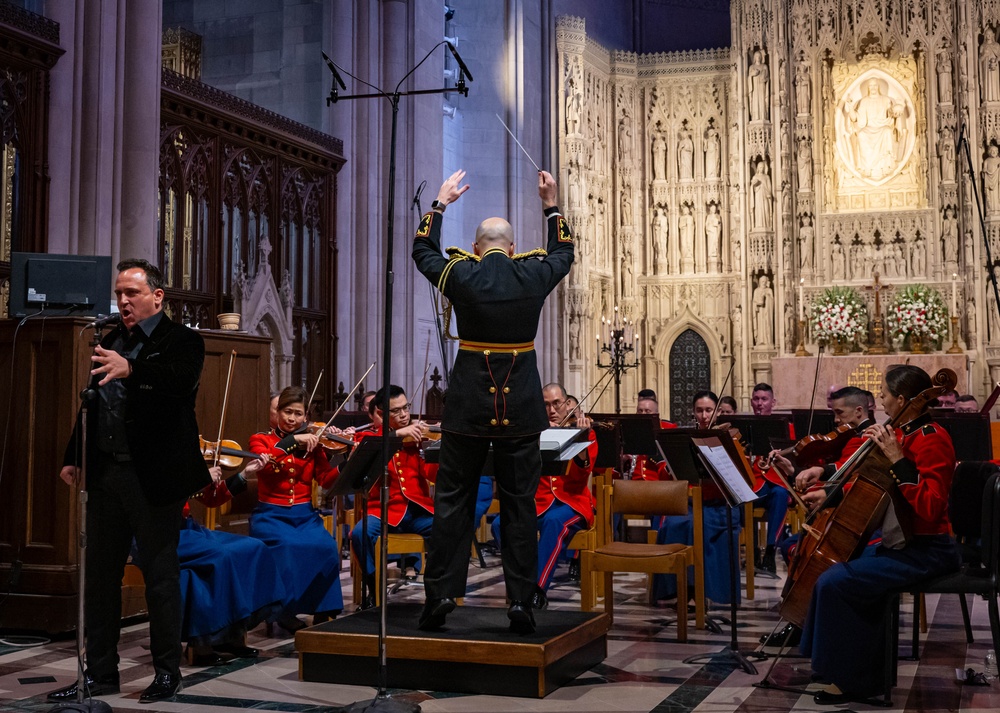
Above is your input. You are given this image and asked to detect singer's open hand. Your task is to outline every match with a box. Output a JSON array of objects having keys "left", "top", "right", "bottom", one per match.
[
  {"left": 538, "top": 170, "right": 557, "bottom": 208},
  {"left": 436, "top": 169, "right": 470, "bottom": 207},
  {"left": 91, "top": 346, "right": 131, "bottom": 386}
]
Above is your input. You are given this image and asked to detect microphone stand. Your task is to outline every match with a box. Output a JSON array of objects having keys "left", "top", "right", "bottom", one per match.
[
  {"left": 51, "top": 325, "right": 112, "bottom": 713},
  {"left": 324, "top": 42, "right": 471, "bottom": 713},
  {"left": 411, "top": 184, "right": 452, "bottom": 385},
  {"left": 956, "top": 126, "right": 1000, "bottom": 344}
]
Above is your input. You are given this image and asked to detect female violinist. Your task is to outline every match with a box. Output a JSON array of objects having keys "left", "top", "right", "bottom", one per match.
[
  {"left": 800, "top": 365, "right": 960, "bottom": 705},
  {"left": 249, "top": 386, "right": 344, "bottom": 630}
]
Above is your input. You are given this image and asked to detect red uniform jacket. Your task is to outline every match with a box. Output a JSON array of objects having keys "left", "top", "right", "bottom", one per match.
[
  {"left": 536, "top": 430, "right": 598, "bottom": 526},
  {"left": 250, "top": 430, "right": 337, "bottom": 506},
  {"left": 357, "top": 427, "right": 437, "bottom": 526},
  {"left": 891, "top": 418, "right": 954, "bottom": 536}
]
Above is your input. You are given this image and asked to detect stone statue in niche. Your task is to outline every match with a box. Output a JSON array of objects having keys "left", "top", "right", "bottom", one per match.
[
  {"left": 732, "top": 238, "right": 742, "bottom": 274},
  {"left": 968, "top": 295, "right": 978, "bottom": 339},
  {"left": 936, "top": 45, "right": 953, "bottom": 104},
  {"left": 989, "top": 267, "right": 1000, "bottom": 341},
  {"left": 797, "top": 137, "right": 813, "bottom": 191},
  {"left": 652, "top": 130, "right": 667, "bottom": 181},
  {"left": 750, "top": 160, "right": 773, "bottom": 230},
  {"left": 781, "top": 181, "right": 791, "bottom": 216},
  {"left": 620, "top": 189, "right": 632, "bottom": 226},
  {"left": 895, "top": 243, "right": 907, "bottom": 278},
  {"left": 885, "top": 245, "right": 898, "bottom": 278},
  {"left": 943, "top": 206, "right": 959, "bottom": 270},
  {"left": 984, "top": 145, "right": 1000, "bottom": 213},
  {"left": 678, "top": 126, "right": 695, "bottom": 181},
  {"left": 980, "top": 28, "right": 1000, "bottom": 103},
  {"left": 911, "top": 235, "right": 927, "bottom": 276},
  {"left": 752, "top": 275, "right": 775, "bottom": 347},
  {"left": 618, "top": 113, "right": 631, "bottom": 161},
  {"left": 704, "top": 122, "right": 721, "bottom": 179},
  {"left": 799, "top": 214, "right": 814, "bottom": 270},
  {"left": 843, "top": 78, "right": 907, "bottom": 180},
  {"left": 939, "top": 127, "right": 956, "bottom": 183},
  {"left": 782, "top": 237, "right": 792, "bottom": 270},
  {"left": 732, "top": 304, "right": 743, "bottom": 347},
  {"left": 568, "top": 314, "right": 581, "bottom": 360},
  {"left": 795, "top": 57, "right": 811, "bottom": 115},
  {"left": 831, "top": 241, "right": 846, "bottom": 280},
  {"left": 679, "top": 203, "right": 695, "bottom": 269},
  {"left": 566, "top": 76, "right": 581, "bottom": 136},
  {"left": 965, "top": 230, "right": 974, "bottom": 267},
  {"left": 706, "top": 203, "right": 722, "bottom": 267},
  {"left": 748, "top": 49, "right": 770, "bottom": 122},
  {"left": 785, "top": 302, "right": 795, "bottom": 352},
  {"left": 652, "top": 207, "right": 668, "bottom": 270}
]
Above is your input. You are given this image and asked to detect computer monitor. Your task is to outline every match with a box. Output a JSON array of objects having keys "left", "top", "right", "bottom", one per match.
[{"left": 7, "top": 252, "right": 112, "bottom": 317}]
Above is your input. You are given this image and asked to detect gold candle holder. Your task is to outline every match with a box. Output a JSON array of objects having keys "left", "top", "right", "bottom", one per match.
[
  {"left": 947, "top": 315, "right": 963, "bottom": 354},
  {"left": 795, "top": 319, "right": 812, "bottom": 356}
]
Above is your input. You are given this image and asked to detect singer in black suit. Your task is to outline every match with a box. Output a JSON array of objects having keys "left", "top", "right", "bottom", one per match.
[
  {"left": 412, "top": 169, "right": 574, "bottom": 632},
  {"left": 48, "top": 258, "right": 211, "bottom": 705}
]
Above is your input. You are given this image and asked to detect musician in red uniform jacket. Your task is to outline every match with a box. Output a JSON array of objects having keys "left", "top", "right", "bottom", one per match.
[
  {"left": 249, "top": 386, "right": 343, "bottom": 630},
  {"left": 800, "top": 365, "right": 959, "bottom": 705},
  {"left": 350, "top": 385, "right": 437, "bottom": 607}
]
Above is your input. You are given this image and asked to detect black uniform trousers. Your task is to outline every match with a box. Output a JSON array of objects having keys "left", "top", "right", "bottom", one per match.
[
  {"left": 85, "top": 455, "right": 185, "bottom": 679},
  {"left": 424, "top": 432, "right": 541, "bottom": 603}
]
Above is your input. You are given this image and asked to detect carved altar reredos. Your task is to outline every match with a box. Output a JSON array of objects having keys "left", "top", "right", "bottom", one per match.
[
  {"left": 556, "top": 2, "right": 1000, "bottom": 416},
  {"left": 234, "top": 238, "right": 294, "bottom": 392}
]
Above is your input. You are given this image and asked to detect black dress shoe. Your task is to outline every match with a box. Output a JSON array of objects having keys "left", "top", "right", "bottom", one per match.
[
  {"left": 190, "top": 651, "right": 227, "bottom": 667},
  {"left": 813, "top": 689, "right": 853, "bottom": 705},
  {"left": 530, "top": 586, "right": 548, "bottom": 610},
  {"left": 139, "top": 672, "right": 182, "bottom": 703},
  {"left": 47, "top": 673, "right": 120, "bottom": 700},
  {"left": 417, "top": 597, "right": 456, "bottom": 630},
  {"left": 213, "top": 643, "right": 258, "bottom": 658},
  {"left": 568, "top": 559, "right": 581, "bottom": 581},
  {"left": 276, "top": 612, "right": 306, "bottom": 632},
  {"left": 759, "top": 622, "right": 801, "bottom": 647},
  {"left": 508, "top": 601, "right": 536, "bottom": 633}
]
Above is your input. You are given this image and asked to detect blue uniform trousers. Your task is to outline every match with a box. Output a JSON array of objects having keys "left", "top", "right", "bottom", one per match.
[
  {"left": 491, "top": 501, "right": 586, "bottom": 591},
  {"left": 754, "top": 480, "right": 788, "bottom": 548},
  {"left": 350, "top": 504, "right": 435, "bottom": 577},
  {"left": 799, "top": 534, "right": 959, "bottom": 696},
  {"left": 652, "top": 502, "right": 741, "bottom": 605}
]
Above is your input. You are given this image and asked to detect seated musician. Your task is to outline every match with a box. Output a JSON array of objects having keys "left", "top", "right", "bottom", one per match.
[
  {"left": 716, "top": 395, "right": 737, "bottom": 417},
  {"left": 349, "top": 385, "right": 437, "bottom": 609},
  {"left": 796, "top": 365, "right": 960, "bottom": 705},
  {"left": 953, "top": 394, "right": 979, "bottom": 413},
  {"left": 652, "top": 390, "right": 742, "bottom": 606},
  {"left": 249, "top": 386, "right": 343, "bottom": 631},
  {"left": 491, "top": 382, "right": 597, "bottom": 608},
  {"left": 748, "top": 383, "right": 790, "bottom": 575},
  {"left": 180, "top": 460, "right": 284, "bottom": 665}
]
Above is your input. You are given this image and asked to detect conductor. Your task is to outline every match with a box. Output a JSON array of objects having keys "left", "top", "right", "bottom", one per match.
[{"left": 412, "top": 169, "right": 574, "bottom": 632}]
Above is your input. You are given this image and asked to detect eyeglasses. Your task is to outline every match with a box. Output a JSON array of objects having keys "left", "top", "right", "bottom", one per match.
[{"left": 388, "top": 402, "right": 412, "bottom": 416}]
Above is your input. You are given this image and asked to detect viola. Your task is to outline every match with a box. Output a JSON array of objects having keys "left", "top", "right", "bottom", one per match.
[{"left": 199, "top": 436, "right": 260, "bottom": 470}]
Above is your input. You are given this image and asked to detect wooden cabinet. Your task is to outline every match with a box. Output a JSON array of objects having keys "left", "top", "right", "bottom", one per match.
[{"left": 0, "top": 318, "right": 271, "bottom": 633}]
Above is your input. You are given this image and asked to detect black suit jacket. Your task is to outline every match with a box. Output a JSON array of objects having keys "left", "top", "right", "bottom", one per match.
[
  {"left": 64, "top": 314, "right": 211, "bottom": 505},
  {"left": 412, "top": 206, "right": 574, "bottom": 436}
]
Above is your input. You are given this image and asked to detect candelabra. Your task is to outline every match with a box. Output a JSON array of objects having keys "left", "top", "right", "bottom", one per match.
[{"left": 596, "top": 306, "right": 640, "bottom": 414}]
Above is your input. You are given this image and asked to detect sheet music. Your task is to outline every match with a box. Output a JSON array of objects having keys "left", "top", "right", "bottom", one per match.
[
  {"left": 539, "top": 427, "right": 586, "bottom": 451},
  {"left": 694, "top": 443, "right": 758, "bottom": 504}
]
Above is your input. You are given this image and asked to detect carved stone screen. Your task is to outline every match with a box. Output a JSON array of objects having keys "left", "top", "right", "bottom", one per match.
[{"left": 669, "top": 328, "right": 710, "bottom": 423}]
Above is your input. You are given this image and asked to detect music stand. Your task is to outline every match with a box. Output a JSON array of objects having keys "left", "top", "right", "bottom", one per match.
[
  {"left": 327, "top": 435, "right": 407, "bottom": 713},
  {"left": 657, "top": 428, "right": 762, "bottom": 674},
  {"left": 723, "top": 415, "right": 793, "bottom": 457}
]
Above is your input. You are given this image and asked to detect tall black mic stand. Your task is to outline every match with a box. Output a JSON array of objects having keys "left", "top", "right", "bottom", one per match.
[
  {"left": 51, "top": 324, "right": 112, "bottom": 713},
  {"left": 323, "top": 42, "right": 471, "bottom": 713}
]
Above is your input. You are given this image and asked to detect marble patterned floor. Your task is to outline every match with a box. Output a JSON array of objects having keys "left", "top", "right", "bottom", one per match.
[{"left": 1, "top": 551, "right": 998, "bottom": 713}]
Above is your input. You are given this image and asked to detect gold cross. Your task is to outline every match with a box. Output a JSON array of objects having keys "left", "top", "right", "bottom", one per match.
[{"left": 847, "top": 362, "right": 883, "bottom": 393}]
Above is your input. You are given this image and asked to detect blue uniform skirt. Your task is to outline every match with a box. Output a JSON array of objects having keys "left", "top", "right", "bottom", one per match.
[
  {"left": 178, "top": 518, "right": 284, "bottom": 645},
  {"left": 250, "top": 502, "right": 344, "bottom": 615},
  {"left": 651, "top": 502, "right": 742, "bottom": 605}
]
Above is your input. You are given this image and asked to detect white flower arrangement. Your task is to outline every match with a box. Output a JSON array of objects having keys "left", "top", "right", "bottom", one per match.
[
  {"left": 808, "top": 286, "right": 869, "bottom": 345},
  {"left": 885, "top": 284, "right": 948, "bottom": 345}
]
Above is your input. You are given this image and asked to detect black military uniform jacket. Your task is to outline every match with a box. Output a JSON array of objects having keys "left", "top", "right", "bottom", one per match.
[
  {"left": 412, "top": 206, "right": 574, "bottom": 437},
  {"left": 64, "top": 314, "right": 211, "bottom": 505}
]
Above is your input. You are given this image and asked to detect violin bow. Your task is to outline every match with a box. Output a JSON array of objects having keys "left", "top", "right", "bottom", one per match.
[
  {"left": 306, "top": 368, "right": 324, "bottom": 417},
  {"left": 322, "top": 361, "right": 376, "bottom": 431},
  {"left": 706, "top": 358, "right": 736, "bottom": 430},
  {"left": 805, "top": 343, "right": 824, "bottom": 435},
  {"left": 557, "top": 368, "right": 615, "bottom": 427},
  {"left": 213, "top": 350, "right": 238, "bottom": 469},
  {"left": 414, "top": 331, "right": 432, "bottom": 420}
]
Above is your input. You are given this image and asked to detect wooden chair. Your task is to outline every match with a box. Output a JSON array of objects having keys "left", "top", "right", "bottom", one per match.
[
  {"left": 581, "top": 479, "right": 696, "bottom": 640},
  {"left": 645, "top": 484, "right": 705, "bottom": 629},
  {"left": 742, "top": 501, "right": 756, "bottom": 600},
  {"left": 350, "top": 500, "right": 429, "bottom": 607}
]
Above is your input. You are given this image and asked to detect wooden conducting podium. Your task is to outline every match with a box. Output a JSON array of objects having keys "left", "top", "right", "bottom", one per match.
[{"left": 0, "top": 317, "right": 270, "bottom": 633}]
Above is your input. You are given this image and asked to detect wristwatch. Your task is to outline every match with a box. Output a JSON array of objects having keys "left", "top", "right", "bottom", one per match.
[{"left": 431, "top": 200, "right": 446, "bottom": 212}]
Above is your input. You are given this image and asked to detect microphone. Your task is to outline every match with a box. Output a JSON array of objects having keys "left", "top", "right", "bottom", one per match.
[
  {"left": 445, "top": 41, "right": 474, "bottom": 87},
  {"left": 321, "top": 51, "right": 347, "bottom": 104},
  {"left": 86, "top": 313, "right": 121, "bottom": 329},
  {"left": 412, "top": 180, "right": 427, "bottom": 210}
]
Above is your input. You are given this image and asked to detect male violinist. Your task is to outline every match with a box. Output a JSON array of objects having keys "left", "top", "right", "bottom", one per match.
[
  {"left": 49, "top": 259, "right": 211, "bottom": 704},
  {"left": 350, "top": 385, "right": 436, "bottom": 609},
  {"left": 749, "top": 382, "right": 789, "bottom": 575},
  {"left": 412, "top": 168, "right": 574, "bottom": 633}
]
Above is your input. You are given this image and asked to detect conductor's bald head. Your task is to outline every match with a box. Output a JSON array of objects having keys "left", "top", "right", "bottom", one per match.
[{"left": 474, "top": 217, "right": 515, "bottom": 256}]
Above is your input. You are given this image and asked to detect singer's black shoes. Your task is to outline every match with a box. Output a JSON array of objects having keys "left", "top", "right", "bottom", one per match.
[
  {"left": 139, "top": 673, "right": 182, "bottom": 703},
  {"left": 47, "top": 673, "right": 120, "bottom": 701},
  {"left": 508, "top": 601, "right": 536, "bottom": 634},
  {"left": 417, "top": 597, "right": 456, "bottom": 630}
]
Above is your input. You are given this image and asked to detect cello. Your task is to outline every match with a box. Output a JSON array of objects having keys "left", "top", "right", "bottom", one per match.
[{"left": 778, "top": 367, "right": 957, "bottom": 628}]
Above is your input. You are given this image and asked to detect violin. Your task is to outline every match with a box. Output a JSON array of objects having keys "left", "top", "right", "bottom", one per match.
[
  {"left": 300, "top": 421, "right": 355, "bottom": 453},
  {"left": 761, "top": 423, "right": 855, "bottom": 476},
  {"left": 199, "top": 436, "right": 261, "bottom": 471},
  {"left": 402, "top": 422, "right": 443, "bottom": 445}
]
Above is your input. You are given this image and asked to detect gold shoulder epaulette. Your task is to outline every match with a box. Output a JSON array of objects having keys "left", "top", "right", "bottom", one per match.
[
  {"left": 512, "top": 248, "right": 548, "bottom": 260},
  {"left": 444, "top": 246, "right": 480, "bottom": 262}
]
